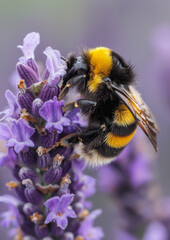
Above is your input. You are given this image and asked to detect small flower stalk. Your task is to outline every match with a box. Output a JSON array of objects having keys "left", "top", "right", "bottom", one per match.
[{"left": 0, "top": 32, "right": 103, "bottom": 240}]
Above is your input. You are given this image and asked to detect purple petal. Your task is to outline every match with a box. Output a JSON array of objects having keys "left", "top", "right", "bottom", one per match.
[
  {"left": 0, "top": 195, "right": 20, "bottom": 206},
  {"left": 6, "top": 119, "right": 35, "bottom": 152},
  {"left": 39, "top": 97, "right": 64, "bottom": 122},
  {"left": 25, "top": 139, "right": 35, "bottom": 147},
  {"left": 39, "top": 100, "right": 53, "bottom": 122},
  {"left": 0, "top": 90, "right": 20, "bottom": 120},
  {"left": 44, "top": 211, "right": 57, "bottom": 224},
  {"left": 51, "top": 122, "right": 63, "bottom": 133},
  {"left": 44, "top": 47, "right": 66, "bottom": 85},
  {"left": 14, "top": 142, "right": 26, "bottom": 153},
  {"left": 14, "top": 143, "right": 25, "bottom": 153},
  {"left": 65, "top": 207, "right": 77, "bottom": 218},
  {"left": 17, "top": 32, "right": 40, "bottom": 61},
  {"left": 59, "top": 194, "right": 75, "bottom": 213},
  {"left": 60, "top": 117, "right": 71, "bottom": 127},
  {"left": 78, "top": 210, "right": 104, "bottom": 240},
  {"left": 5, "top": 90, "right": 19, "bottom": 113},
  {"left": 82, "top": 175, "right": 96, "bottom": 198},
  {"left": 11, "top": 119, "right": 35, "bottom": 141},
  {"left": 0, "top": 123, "right": 12, "bottom": 141},
  {"left": 44, "top": 196, "right": 60, "bottom": 212},
  {"left": 56, "top": 215, "right": 68, "bottom": 230},
  {"left": 53, "top": 97, "right": 65, "bottom": 120}
]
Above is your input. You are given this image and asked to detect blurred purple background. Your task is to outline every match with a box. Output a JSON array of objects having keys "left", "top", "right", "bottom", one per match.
[{"left": 0, "top": 1, "right": 170, "bottom": 239}]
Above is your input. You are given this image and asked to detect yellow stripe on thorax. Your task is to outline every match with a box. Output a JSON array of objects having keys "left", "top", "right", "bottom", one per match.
[
  {"left": 114, "top": 104, "right": 136, "bottom": 126},
  {"left": 106, "top": 129, "right": 136, "bottom": 148},
  {"left": 87, "top": 47, "right": 112, "bottom": 92}
]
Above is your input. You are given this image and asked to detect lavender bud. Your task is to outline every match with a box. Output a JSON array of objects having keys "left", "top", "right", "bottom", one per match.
[
  {"left": 35, "top": 224, "right": 49, "bottom": 238},
  {"left": 27, "top": 58, "right": 39, "bottom": 76},
  {"left": 67, "top": 220, "right": 79, "bottom": 234},
  {"left": 23, "top": 202, "right": 38, "bottom": 216},
  {"left": 61, "top": 158, "right": 72, "bottom": 176},
  {"left": 23, "top": 179, "right": 43, "bottom": 205},
  {"left": 39, "top": 83, "right": 59, "bottom": 101},
  {"left": 37, "top": 152, "right": 51, "bottom": 169},
  {"left": 13, "top": 164, "right": 21, "bottom": 180},
  {"left": 32, "top": 98, "right": 43, "bottom": 118},
  {"left": 18, "top": 150, "right": 37, "bottom": 166},
  {"left": 19, "top": 167, "right": 37, "bottom": 182},
  {"left": 40, "top": 132, "right": 58, "bottom": 148},
  {"left": 57, "top": 147, "right": 73, "bottom": 159},
  {"left": 18, "top": 90, "right": 35, "bottom": 113},
  {"left": 17, "top": 62, "right": 39, "bottom": 87},
  {"left": 21, "top": 218, "right": 35, "bottom": 236},
  {"left": 51, "top": 222, "right": 64, "bottom": 236},
  {"left": 44, "top": 166, "right": 62, "bottom": 184},
  {"left": 15, "top": 184, "right": 27, "bottom": 202}
]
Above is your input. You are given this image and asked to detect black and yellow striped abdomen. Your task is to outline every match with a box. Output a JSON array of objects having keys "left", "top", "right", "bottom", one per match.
[{"left": 105, "top": 104, "right": 137, "bottom": 149}]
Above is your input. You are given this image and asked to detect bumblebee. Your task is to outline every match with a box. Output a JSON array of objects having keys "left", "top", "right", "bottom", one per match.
[{"left": 59, "top": 47, "right": 159, "bottom": 166}]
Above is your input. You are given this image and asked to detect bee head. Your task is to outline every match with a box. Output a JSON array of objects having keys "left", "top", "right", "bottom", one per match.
[{"left": 62, "top": 54, "right": 88, "bottom": 86}]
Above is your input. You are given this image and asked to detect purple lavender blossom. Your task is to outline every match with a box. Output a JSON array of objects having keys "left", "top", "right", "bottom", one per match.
[
  {"left": 45, "top": 194, "right": 76, "bottom": 229},
  {"left": 0, "top": 32, "right": 103, "bottom": 240},
  {"left": 44, "top": 46, "right": 66, "bottom": 86},
  {"left": 39, "top": 96, "right": 70, "bottom": 133},
  {"left": 0, "top": 195, "right": 21, "bottom": 237},
  {"left": 17, "top": 32, "right": 40, "bottom": 62},
  {"left": 78, "top": 210, "right": 104, "bottom": 240},
  {"left": 6, "top": 118, "right": 35, "bottom": 153},
  {"left": 0, "top": 90, "right": 20, "bottom": 120}
]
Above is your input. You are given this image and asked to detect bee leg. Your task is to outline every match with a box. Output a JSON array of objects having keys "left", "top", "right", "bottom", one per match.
[
  {"left": 60, "top": 127, "right": 101, "bottom": 147},
  {"left": 58, "top": 75, "right": 85, "bottom": 100},
  {"left": 60, "top": 133, "right": 81, "bottom": 147},
  {"left": 63, "top": 99, "right": 97, "bottom": 113}
]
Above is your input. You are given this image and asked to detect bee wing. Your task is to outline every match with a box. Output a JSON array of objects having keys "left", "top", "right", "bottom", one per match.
[{"left": 105, "top": 81, "right": 159, "bottom": 152}]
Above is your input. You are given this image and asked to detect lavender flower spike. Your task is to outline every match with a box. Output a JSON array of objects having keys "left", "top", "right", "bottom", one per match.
[{"left": 0, "top": 32, "right": 103, "bottom": 239}]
